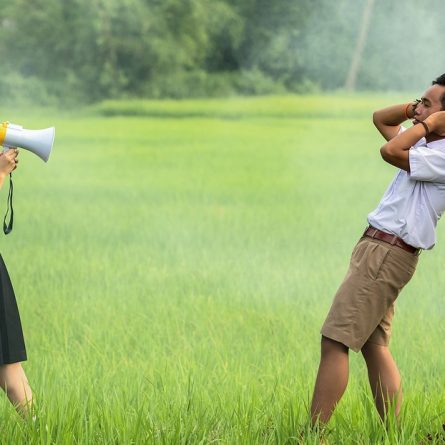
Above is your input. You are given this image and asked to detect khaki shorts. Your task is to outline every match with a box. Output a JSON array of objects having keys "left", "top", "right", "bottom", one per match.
[{"left": 321, "top": 236, "right": 419, "bottom": 352}]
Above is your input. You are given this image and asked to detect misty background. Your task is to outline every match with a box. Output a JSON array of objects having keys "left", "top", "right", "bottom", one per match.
[{"left": 0, "top": 0, "right": 445, "bottom": 106}]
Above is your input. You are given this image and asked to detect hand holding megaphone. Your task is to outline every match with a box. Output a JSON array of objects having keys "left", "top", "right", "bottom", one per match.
[
  {"left": 0, "top": 121, "right": 55, "bottom": 234},
  {"left": 0, "top": 148, "right": 19, "bottom": 178},
  {"left": 0, "top": 121, "right": 55, "bottom": 162}
]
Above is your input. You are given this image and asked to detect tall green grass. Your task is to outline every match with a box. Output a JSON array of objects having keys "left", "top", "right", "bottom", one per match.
[
  {"left": 0, "top": 95, "right": 443, "bottom": 443},
  {"left": 92, "top": 94, "right": 410, "bottom": 119}
]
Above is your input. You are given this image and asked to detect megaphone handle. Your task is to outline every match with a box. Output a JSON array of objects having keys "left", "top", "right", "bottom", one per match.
[{"left": 3, "top": 173, "right": 14, "bottom": 235}]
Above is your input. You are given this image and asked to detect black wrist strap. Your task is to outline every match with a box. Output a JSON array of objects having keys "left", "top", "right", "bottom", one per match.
[{"left": 3, "top": 173, "right": 14, "bottom": 235}]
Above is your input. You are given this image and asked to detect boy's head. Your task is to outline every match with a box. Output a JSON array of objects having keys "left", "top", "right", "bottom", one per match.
[
  {"left": 413, "top": 74, "right": 445, "bottom": 122},
  {"left": 432, "top": 73, "right": 445, "bottom": 110}
]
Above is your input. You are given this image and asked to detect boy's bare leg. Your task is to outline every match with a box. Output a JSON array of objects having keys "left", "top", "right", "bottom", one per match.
[
  {"left": 0, "top": 362, "right": 33, "bottom": 417},
  {"left": 310, "top": 336, "right": 349, "bottom": 426},
  {"left": 361, "top": 341, "right": 402, "bottom": 421}
]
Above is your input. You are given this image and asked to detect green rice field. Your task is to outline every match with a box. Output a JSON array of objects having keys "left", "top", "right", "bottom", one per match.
[{"left": 0, "top": 95, "right": 444, "bottom": 443}]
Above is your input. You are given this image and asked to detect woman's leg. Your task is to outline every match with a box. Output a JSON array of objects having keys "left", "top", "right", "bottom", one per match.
[
  {"left": 310, "top": 336, "right": 350, "bottom": 426},
  {"left": 0, "top": 362, "right": 33, "bottom": 416},
  {"left": 361, "top": 341, "right": 402, "bottom": 421}
]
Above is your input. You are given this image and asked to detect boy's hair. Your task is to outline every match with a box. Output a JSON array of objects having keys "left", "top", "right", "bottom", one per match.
[{"left": 432, "top": 73, "right": 445, "bottom": 110}]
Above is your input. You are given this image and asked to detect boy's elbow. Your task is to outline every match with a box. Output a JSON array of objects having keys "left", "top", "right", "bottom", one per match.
[
  {"left": 372, "top": 111, "right": 381, "bottom": 127},
  {"left": 380, "top": 142, "right": 398, "bottom": 161},
  {"left": 380, "top": 143, "right": 410, "bottom": 171},
  {"left": 380, "top": 144, "right": 390, "bottom": 161}
]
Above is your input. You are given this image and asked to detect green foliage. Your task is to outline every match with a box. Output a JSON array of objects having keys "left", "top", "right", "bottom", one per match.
[
  {"left": 0, "top": 73, "right": 56, "bottom": 107},
  {"left": 0, "top": 0, "right": 445, "bottom": 104}
]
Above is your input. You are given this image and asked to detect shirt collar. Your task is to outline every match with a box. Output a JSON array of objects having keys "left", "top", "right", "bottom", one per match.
[{"left": 426, "top": 137, "right": 445, "bottom": 149}]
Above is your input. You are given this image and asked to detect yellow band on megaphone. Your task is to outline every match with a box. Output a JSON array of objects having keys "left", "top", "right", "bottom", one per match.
[{"left": 0, "top": 122, "right": 9, "bottom": 146}]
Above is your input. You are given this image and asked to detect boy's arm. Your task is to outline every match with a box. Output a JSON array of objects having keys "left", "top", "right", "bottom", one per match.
[
  {"left": 379, "top": 123, "right": 426, "bottom": 171},
  {"left": 380, "top": 111, "right": 445, "bottom": 172},
  {"left": 372, "top": 101, "right": 419, "bottom": 141}
]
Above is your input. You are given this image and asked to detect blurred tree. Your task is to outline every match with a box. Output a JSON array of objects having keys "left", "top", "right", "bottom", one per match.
[
  {"left": 227, "top": 0, "right": 313, "bottom": 89},
  {"left": 203, "top": 1, "right": 243, "bottom": 73},
  {"left": 344, "top": 0, "right": 375, "bottom": 91},
  {"left": 1, "top": 0, "right": 445, "bottom": 103}
]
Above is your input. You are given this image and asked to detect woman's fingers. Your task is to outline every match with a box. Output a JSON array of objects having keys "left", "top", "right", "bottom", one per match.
[
  {"left": 5, "top": 148, "right": 18, "bottom": 161},
  {"left": 0, "top": 147, "right": 19, "bottom": 174},
  {"left": 1, "top": 148, "right": 19, "bottom": 172}
]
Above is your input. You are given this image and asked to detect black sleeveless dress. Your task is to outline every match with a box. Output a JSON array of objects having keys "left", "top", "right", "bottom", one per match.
[{"left": 0, "top": 254, "right": 26, "bottom": 364}]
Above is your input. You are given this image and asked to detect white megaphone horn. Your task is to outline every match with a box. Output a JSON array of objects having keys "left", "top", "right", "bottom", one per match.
[{"left": 0, "top": 121, "right": 55, "bottom": 162}]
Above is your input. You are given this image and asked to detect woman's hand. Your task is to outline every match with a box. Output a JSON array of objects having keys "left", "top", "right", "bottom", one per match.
[{"left": 0, "top": 148, "right": 19, "bottom": 180}]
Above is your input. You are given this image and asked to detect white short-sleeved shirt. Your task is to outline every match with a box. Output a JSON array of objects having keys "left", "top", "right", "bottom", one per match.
[{"left": 367, "top": 126, "right": 445, "bottom": 249}]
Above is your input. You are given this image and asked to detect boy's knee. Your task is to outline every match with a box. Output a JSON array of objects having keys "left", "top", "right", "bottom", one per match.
[
  {"left": 361, "top": 341, "right": 388, "bottom": 361},
  {"left": 321, "top": 336, "right": 349, "bottom": 356}
]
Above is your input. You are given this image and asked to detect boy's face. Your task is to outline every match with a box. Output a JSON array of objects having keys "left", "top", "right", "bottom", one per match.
[{"left": 413, "top": 84, "right": 445, "bottom": 123}]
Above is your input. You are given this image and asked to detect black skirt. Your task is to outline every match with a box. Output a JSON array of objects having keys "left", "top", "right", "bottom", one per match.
[{"left": 0, "top": 254, "right": 27, "bottom": 364}]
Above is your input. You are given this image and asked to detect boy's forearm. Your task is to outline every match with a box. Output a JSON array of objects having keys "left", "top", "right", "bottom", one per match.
[
  {"left": 373, "top": 103, "right": 412, "bottom": 126},
  {"left": 373, "top": 101, "right": 418, "bottom": 141}
]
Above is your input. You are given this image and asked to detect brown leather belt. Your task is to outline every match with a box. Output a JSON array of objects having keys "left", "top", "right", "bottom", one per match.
[{"left": 363, "top": 226, "right": 421, "bottom": 255}]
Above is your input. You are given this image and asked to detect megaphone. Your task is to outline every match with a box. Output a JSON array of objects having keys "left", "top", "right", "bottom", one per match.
[{"left": 0, "top": 121, "right": 55, "bottom": 162}]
